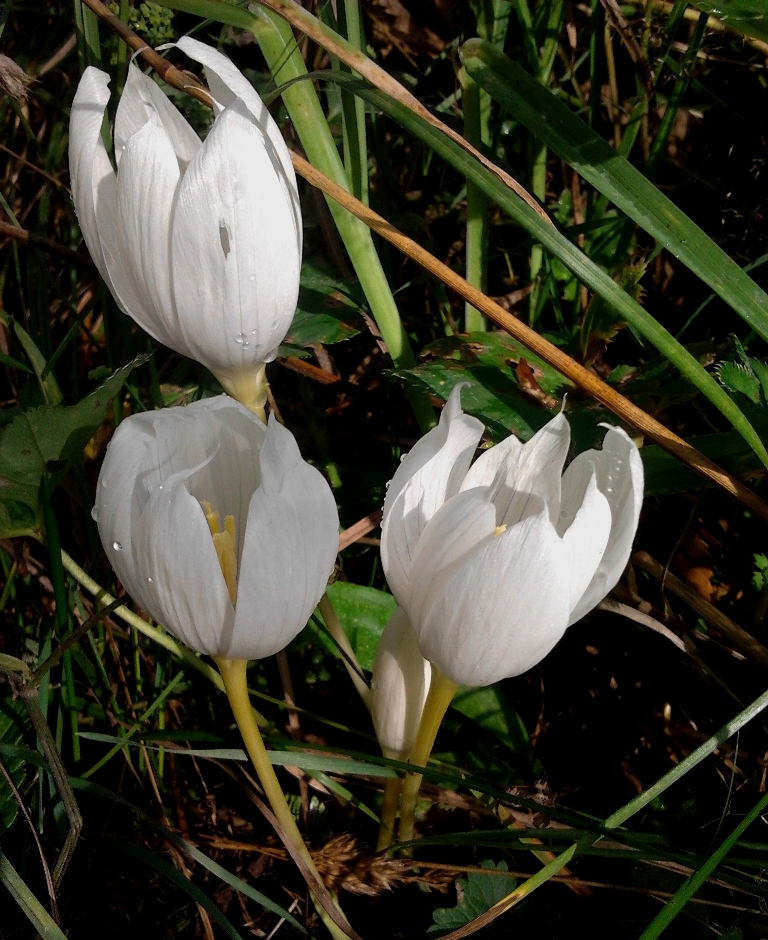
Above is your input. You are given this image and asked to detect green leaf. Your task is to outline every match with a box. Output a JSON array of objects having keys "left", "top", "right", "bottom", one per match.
[
  {"left": 641, "top": 413, "right": 768, "bottom": 495},
  {"left": 428, "top": 860, "right": 517, "bottom": 935},
  {"left": 0, "top": 356, "right": 148, "bottom": 538},
  {"left": 323, "top": 582, "right": 397, "bottom": 671},
  {"left": 404, "top": 332, "right": 570, "bottom": 441},
  {"left": 691, "top": 0, "right": 768, "bottom": 42},
  {"left": 459, "top": 39, "right": 768, "bottom": 346},
  {"left": 287, "top": 262, "right": 366, "bottom": 346},
  {"left": 452, "top": 686, "right": 543, "bottom": 776}
]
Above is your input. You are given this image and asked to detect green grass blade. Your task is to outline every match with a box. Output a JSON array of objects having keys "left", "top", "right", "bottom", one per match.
[
  {"left": 638, "top": 787, "right": 768, "bottom": 938},
  {"left": 459, "top": 38, "right": 768, "bottom": 345},
  {"left": 0, "top": 849, "right": 68, "bottom": 940},
  {"left": 110, "top": 841, "right": 245, "bottom": 940}
]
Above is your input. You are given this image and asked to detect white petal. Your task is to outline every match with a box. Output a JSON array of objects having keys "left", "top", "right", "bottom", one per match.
[
  {"left": 230, "top": 418, "right": 339, "bottom": 660},
  {"left": 380, "top": 385, "right": 483, "bottom": 607},
  {"left": 68, "top": 68, "right": 118, "bottom": 286},
  {"left": 175, "top": 35, "right": 300, "bottom": 247},
  {"left": 560, "top": 470, "right": 612, "bottom": 614},
  {"left": 116, "top": 116, "right": 181, "bottom": 350},
  {"left": 95, "top": 412, "right": 156, "bottom": 607},
  {"left": 406, "top": 487, "right": 497, "bottom": 629},
  {"left": 567, "top": 426, "right": 644, "bottom": 624},
  {"left": 115, "top": 62, "right": 200, "bottom": 169},
  {"left": 371, "top": 607, "right": 431, "bottom": 760},
  {"left": 413, "top": 502, "right": 570, "bottom": 687},
  {"left": 136, "top": 471, "right": 234, "bottom": 656},
  {"left": 171, "top": 99, "right": 301, "bottom": 375},
  {"left": 460, "top": 433, "right": 522, "bottom": 491},
  {"left": 492, "top": 412, "right": 570, "bottom": 527}
]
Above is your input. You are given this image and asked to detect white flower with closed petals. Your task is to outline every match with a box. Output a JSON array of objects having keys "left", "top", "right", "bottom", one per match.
[
  {"left": 371, "top": 607, "right": 431, "bottom": 761},
  {"left": 381, "top": 386, "right": 644, "bottom": 688},
  {"left": 69, "top": 37, "right": 302, "bottom": 412},
  {"left": 94, "top": 396, "right": 338, "bottom": 661}
]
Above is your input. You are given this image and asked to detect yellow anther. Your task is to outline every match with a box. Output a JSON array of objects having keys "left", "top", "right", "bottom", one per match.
[
  {"left": 494, "top": 524, "right": 507, "bottom": 538},
  {"left": 202, "top": 500, "right": 219, "bottom": 535},
  {"left": 201, "top": 501, "right": 238, "bottom": 605}
]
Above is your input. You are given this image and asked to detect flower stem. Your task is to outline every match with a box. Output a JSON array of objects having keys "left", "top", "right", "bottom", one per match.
[
  {"left": 318, "top": 593, "right": 371, "bottom": 712},
  {"left": 216, "top": 364, "right": 268, "bottom": 422},
  {"left": 376, "top": 775, "right": 402, "bottom": 852},
  {"left": 215, "top": 657, "right": 351, "bottom": 939},
  {"left": 397, "top": 667, "right": 458, "bottom": 844}
]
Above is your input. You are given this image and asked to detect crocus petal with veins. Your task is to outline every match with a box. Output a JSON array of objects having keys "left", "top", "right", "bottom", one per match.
[
  {"left": 94, "top": 397, "right": 339, "bottom": 661},
  {"left": 69, "top": 40, "right": 301, "bottom": 403},
  {"left": 379, "top": 388, "right": 644, "bottom": 688},
  {"left": 380, "top": 384, "right": 483, "bottom": 607}
]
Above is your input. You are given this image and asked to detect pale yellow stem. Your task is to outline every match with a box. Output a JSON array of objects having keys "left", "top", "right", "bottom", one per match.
[
  {"left": 397, "top": 668, "right": 458, "bottom": 844},
  {"left": 318, "top": 593, "right": 372, "bottom": 712},
  {"left": 215, "top": 363, "right": 268, "bottom": 422},
  {"left": 215, "top": 657, "right": 351, "bottom": 939},
  {"left": 376, "top": 774, "right": 403, "bottom": 852}
]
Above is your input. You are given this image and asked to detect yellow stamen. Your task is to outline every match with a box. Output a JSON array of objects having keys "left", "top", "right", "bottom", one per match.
[
  {"left": 494, "top": 524, "right": 507, "bottom": 538},
  {"left": 202, "top": 500, "right": 238, "bottom": 605}
]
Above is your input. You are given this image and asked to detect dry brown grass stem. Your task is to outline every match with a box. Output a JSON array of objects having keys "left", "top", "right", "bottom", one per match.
[{"left": 78, "top": 0, "right": 768, "bottom": 525}]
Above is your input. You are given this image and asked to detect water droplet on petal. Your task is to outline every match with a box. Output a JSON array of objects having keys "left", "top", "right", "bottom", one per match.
[
  {"left": 112, "top": 541, "right": 123, "bottom": 552},
  {"left": 234, "top": 333, "right": 249, "bottom": 347},
  {"left": 101, "top": 478, "right": 108, "bottom": 488},
  {"left": 249, "top": 274, "right": 255, "bottom": 282},
  {"left": 158, "top": 484, "right": 164, "bottom": 491},
  {"left": 91, "top": 505, "right": 99, "bottom": 521},
  {"left": 146, "top": 576, "right": 154, "bottom": 584}
]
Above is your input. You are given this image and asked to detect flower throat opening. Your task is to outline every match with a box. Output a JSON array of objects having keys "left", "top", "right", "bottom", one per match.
[{"left": 202, "top": 500, "right": 238, "bottom": 605}]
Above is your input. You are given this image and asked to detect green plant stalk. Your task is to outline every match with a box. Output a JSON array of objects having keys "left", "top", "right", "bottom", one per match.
[
  {"left": 251, "top": 7, "right": 435, "bottom": 431},
  {"left": 398, "top": 668, "right": 459, "bottom": 844},
  {"left": 376, "top": 775, "right": 403, "bottom": 852},
  {"left": 340, "top": 0, "right": 368, "bottom": 205},
  {"left": 454, "top": 682, "right": 768, "bottom": 935},
  {"left": 155, "top": 0, "right": 434, "bottom": 431},
  {"left": 215, "top": 657, "right": 352, "bottom": 940},
  {"left": 461, "top": 70, "right": 488, "bottom": 332}
]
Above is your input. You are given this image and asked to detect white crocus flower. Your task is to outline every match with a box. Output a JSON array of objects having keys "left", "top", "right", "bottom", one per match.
[
  {"left": 69, "top": 37, "right": 302, "bottom": 413},
  {"left": 381, "top": 386, "right": 643, "bottom": 688},
  {"left": 371, "top": 607, "right": 431, "bottom": 761},
  {"left": 94, "top": 396, "right": 338, "bottom": 661}
]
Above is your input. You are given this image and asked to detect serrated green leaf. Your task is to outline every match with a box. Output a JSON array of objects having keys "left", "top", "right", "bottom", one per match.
[
  {"left": 717, "top": 361, "right": 761, "bottom": 402},
  {"left": 0, "top": 356, "right": 148, "bottom": 538},
  {"left": 428, "top": 860, "right": 517, "bottom": 935}
]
